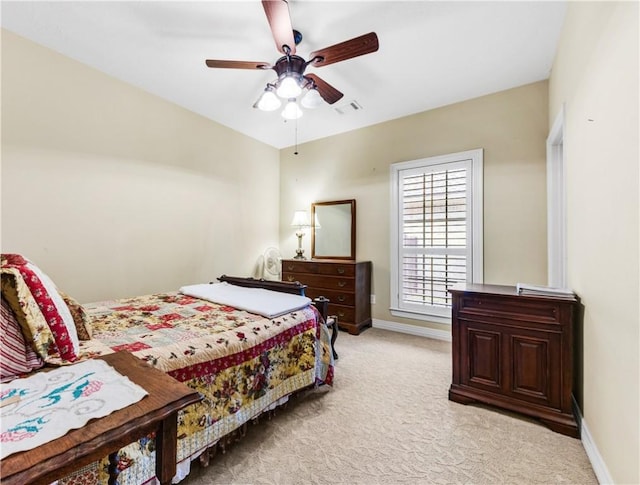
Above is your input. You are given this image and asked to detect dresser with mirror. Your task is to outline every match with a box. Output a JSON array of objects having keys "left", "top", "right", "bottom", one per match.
[{"left": 282, "top": 199, "right": 372, "bottom": 335}]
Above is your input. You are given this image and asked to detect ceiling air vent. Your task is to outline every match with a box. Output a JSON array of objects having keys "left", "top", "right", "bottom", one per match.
[{"left": 334, "top": 100, "right": 362, "bottom": 115}]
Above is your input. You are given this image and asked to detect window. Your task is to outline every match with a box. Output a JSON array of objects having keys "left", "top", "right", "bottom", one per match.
[{"left": 390, "top": 149, "right": 483, "bottom": 323}]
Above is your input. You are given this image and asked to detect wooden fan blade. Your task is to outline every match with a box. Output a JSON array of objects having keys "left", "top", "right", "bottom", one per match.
[
  {"left": 262, "top": 0, "right": 296, "bottom": 55},
  {"left": 305, "top": 74, "right": 344, "bottom": 105},
  {"left": 309, "top": 32, "right": 379, "bottom": 67},
  {"left": 205, "top": 60, "right": 271, "bottom": 70}
]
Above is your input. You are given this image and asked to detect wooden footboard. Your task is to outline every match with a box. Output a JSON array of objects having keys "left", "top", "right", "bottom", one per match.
[
  {"left": 216, "top": 275, "right": 321, "bottom": 317},
  {"left": 217, "top": 275, "right": 307, "bottom": 295},
  {"left": 217, "top": 275, "right": 338, "bottom": 359}
]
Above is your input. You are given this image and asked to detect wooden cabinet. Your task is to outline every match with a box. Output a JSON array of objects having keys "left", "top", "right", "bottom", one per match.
[
  {"left": 448, "top": 283, "right": 580, "bottom": 438},
  {"left": 282, "top": 259, "right": 372, "bottom": 335}
]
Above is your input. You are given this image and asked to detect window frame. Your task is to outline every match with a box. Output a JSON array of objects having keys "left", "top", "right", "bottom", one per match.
[{"left": 390, "top": 149, "right": 484, "bottom": 324}]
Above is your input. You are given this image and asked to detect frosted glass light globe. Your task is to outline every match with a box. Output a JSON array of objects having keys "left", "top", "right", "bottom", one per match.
[{"left": 276, "top": 76, "right": 302, "bottom": 98}]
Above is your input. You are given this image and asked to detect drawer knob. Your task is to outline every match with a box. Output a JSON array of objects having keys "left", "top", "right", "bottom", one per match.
[
  {"left": 338, "top": 281, "right": 347, "bottom": 288},
  {"left": 287, "top": 265, "right": 294, "bottom": 271},
  {"left": 287, "top": 275, "right": 294, "bottom": 282},
  {"left": 338, "top": 311, "right": 345, "bottom": 317},
  {"left": 337, "top": 268, "right": 345, "bottom": 275},
  {"left": 338, "top": 296, "right": 345, "bottom": 302}
]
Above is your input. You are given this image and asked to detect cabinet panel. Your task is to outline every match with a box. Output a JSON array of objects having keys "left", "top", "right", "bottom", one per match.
[
  {"left": 507, "top": 331, "right": 562, "bottom": 409},
  {"left": 512, "top": 336, "right": 548, "bottom": 396},
  {"left": 511, "top": 336, "right": 549, "bottom": 401},
  {"left": 466, "top": 328, "right": 501, "bottom": 390}
]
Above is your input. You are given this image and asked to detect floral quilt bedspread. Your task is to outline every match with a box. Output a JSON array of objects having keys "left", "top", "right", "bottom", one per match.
[{"left": 57, "top": 292, "right": 333, "bottom": 485}]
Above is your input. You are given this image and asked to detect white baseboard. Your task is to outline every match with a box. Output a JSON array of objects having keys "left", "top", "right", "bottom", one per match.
[
  {"left": 372, "top": 318, "right": 451, "bottom": 342},
  {"left": 581, "top": 418, "right": 614, "bottom": 484},
  {"left": 574, "top": 400, "right": 613, "bottom": 484}
]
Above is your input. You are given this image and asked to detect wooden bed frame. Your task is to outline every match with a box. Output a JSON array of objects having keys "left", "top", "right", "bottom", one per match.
[
  {"left": 217, "top": 275, "right": 338, "bottom": 359},
  {"left": 217, "top": 275, "right": 307, "bottom": 295},
  {"left": 0, "top": 265, "right": 337, "bottom": 485},
  {"left": 166, "top": 274, "right": 336, "bottom": 470}
]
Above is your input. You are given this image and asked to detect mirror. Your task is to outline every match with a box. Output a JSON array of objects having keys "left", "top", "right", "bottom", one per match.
[{"left": 311, "top": 199, "right": 356, "bottom": 260}]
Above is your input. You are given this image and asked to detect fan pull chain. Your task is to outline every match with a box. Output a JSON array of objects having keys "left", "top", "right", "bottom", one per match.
[{"left": 294, "top": 116, "right": 299, "bottom": 155}]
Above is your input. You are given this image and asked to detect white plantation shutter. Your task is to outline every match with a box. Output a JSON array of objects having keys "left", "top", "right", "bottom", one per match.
[{"left": 390, "top": 150, "right": 483, "bottom": 323}]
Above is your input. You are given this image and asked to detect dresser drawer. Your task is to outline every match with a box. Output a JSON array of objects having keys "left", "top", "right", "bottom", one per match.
[
  {"left": 305, "top": 288, "right": 355, "bottom": 307},
  {"left": 283, "top": 273, "right": 354, "bottom": 292},
  {"left": 282, "top": 261, "right": 355, "bottom": 277},
  {"left": 459, "top": 295, "right": 562, "bottom": 324},
  {"left": 316, "top": 263, "right": 355, "bottom": 277},
  {"left": 328, "top": 304, "right": 355, "bottom": 323},
  {"left": 282, "top": 261, "right": 317, "bottom": 274}
]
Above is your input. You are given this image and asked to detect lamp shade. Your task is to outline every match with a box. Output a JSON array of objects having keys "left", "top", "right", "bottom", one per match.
[
  {"left": 290, "top": 210, "right": 310, "bottom": 228},
  {"left": 301, "top": 88, "right": 323, "bottom": 109},
  {"left": 281, "top": 99, "right": 303, "bottom": 120},
  {"left": 256, "top": 87, "right": 281, "bottom": 111},
  {"left": 277, "top": 75, "right": 302, "bottom": 98}
]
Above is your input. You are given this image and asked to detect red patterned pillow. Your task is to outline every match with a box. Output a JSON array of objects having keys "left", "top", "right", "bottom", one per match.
[
  {"left": 1, "top": 254, "right": 27, "bottom": 266},
  {"left": 1, "top": 254, "right": 80, "bottom": 361},
  {"left": 59, "top": 289, "right": 92, "bottom": 340},
  {"left": 1, "top": 296, "right": 44, "bottom": 382},
  {"left": 1, "top": 269, "right": 58, "bottom": 360}
]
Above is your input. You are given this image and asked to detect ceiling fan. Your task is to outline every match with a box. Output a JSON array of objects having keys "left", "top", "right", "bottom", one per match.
[{"left": 205, "top": 0, "right": 379, "bottom": 119}]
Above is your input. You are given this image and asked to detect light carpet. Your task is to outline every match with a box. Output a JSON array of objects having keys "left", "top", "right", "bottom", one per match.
[{"left": 182, "top": 327, "right": 597, "bottom": 484}]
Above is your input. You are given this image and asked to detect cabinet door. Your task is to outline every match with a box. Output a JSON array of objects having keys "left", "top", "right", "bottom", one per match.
[
  {"left": 504, "top": 328, "right": 562, "bottom": 409},
  {"left": 459, "top": 320, "right": 563, "bottom": 410},
  {"left": 460, "top": 322, "right": 502, "bottom": 392}
]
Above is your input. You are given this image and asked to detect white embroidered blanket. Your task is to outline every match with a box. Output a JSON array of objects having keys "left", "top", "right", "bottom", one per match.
[
  {"left": 180, "top": 282, "right": 311, "bottom": 319},
  {"left": 0, "top": 359, "right": 148, "bottom": 459}
]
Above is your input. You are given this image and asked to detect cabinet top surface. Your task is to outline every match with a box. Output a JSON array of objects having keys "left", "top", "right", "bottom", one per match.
[
  {"left": 449, "top": 283, "right": 578, "bottom": 303},
  {"left": 282, "top": 259, "right": 370, "bottom": 264}
]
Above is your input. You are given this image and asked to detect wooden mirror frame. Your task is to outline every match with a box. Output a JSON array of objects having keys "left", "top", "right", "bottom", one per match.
[{"left": 311, "top": 199, "right": 356, "bottom": 260}]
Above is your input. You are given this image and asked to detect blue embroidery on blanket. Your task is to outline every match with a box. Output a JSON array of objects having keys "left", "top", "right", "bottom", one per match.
[
  {"left": 2, "top": 373, "right": 96, "bottom": 439},
  {"left": 38, "top": 372, "right": 95, "bottom": 408},
  {"left": 0, "top": 388, "right": 28, "bottom": 403},
  {"left": 7, "top": 416, "right": 49, "bottom": 434}
]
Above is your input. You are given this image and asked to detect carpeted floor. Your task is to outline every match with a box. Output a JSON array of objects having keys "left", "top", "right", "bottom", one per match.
[{"left": 182, "top": 327, "right": 597, "bottom": 484}]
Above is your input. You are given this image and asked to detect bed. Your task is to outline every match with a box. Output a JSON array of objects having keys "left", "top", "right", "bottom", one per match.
[{"left": 0, "top": 255, "right": 335, "bottom": 485}]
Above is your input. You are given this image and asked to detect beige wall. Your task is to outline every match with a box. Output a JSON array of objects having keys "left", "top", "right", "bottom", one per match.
[
  {"left": 1, "top": 30, "right": 280, "bottom": 303},
  {"left": 6, "top": 12, "right": 636, "bottom": 481},
  {"left": 280, "top": 81, "right": 549, "bottom": 331},
  {"left": 549, "top": 2, "right": 639, "bottom": 483}
]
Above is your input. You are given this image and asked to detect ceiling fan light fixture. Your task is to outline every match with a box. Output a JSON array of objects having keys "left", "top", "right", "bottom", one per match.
[
  {"left": 301, "top": 87, "right": 323, "bottom": 109},
  {"left": 256, "top": 85, "right": 281, "bottom": 111},
  {"left": 205, "top": 3, "right": 378, "bottom": 119},
  {"left": 276, "top": 75, "right": 302, "bottom": 98},
  {"left": 281, "top": 99, "right": 303, "bottom": 120}
]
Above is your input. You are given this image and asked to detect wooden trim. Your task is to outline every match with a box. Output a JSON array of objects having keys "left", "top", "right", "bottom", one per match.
[
  {"left": 311, "top": 199, "right": 356, "bottom": 260},
  {"left": 217, "top": 275, "right": 306, "bottom": 295}
]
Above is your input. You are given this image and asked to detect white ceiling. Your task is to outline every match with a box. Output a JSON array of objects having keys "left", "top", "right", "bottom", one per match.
[{"left": 1, "top": 1, "right": 567, "bottom": 149}]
